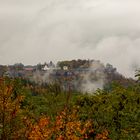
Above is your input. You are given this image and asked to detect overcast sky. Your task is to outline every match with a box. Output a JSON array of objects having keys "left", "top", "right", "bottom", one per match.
[{"left": 0, "top": 0, "right": 140, "bottom": 77}]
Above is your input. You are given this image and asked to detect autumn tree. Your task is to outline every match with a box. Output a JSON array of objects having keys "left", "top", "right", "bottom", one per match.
[{"left": 0, "top": 78, "right": 24, "bottom": 139}]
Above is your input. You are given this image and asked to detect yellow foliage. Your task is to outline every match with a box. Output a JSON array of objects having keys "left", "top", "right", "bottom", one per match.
[{"left": 24, "top": 107, "right": 96, "bottom": 140}]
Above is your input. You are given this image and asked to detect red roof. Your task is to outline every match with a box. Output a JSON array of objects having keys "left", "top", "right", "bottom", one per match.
[{"left": 24, "top": 68, "right": 34, "bottom": 71}]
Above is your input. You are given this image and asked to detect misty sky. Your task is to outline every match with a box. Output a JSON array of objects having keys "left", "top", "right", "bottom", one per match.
[{"left": 0, "top": 0, "right": 140, "bottom": 77}]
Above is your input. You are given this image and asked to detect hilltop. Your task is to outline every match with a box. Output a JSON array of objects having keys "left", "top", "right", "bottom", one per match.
[{"left": 0, "top": 59, "right": 135, "bottom": 92}]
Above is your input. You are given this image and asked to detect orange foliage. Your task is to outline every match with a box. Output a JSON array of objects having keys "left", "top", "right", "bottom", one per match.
[
  {"left": 95, "top": 130, "right": 110, "bottom": 140},
  {"left": 24, "top": 107, "right": 95, "bottom": 140},
  {"left": 0, "top": 78, "right": 24, "bottom": 139},
  {"left": 24, "top": 107, "right": 110, "bottom": 140}
]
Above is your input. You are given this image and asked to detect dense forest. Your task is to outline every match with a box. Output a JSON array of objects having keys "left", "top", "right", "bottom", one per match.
[{"left": 0, "top": 61, "right": 140, "bottom": 139}]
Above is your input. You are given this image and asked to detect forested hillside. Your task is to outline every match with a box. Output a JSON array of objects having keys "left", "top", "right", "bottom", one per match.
[{"left": 0, "top": 70, "right": 140, "bottom": 139}]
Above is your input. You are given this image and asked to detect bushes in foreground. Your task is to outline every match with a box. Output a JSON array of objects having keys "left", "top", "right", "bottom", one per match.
[{"left": 0, "top": 77, "right": 140, "bottom": 139}]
